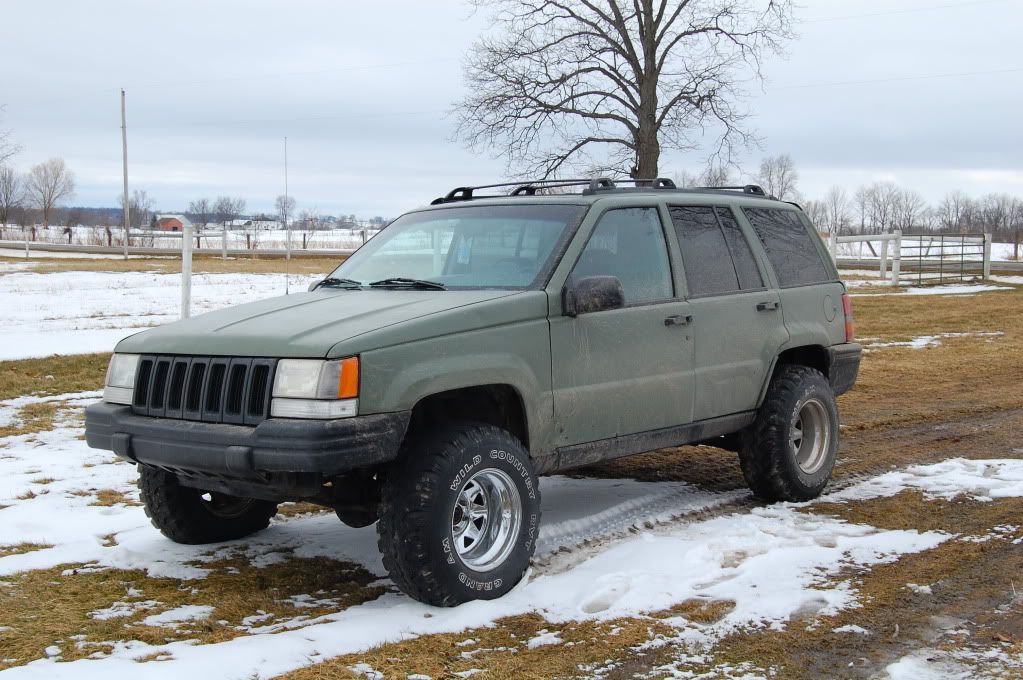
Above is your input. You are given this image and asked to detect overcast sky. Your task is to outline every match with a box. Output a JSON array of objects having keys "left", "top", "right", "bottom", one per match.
[{"left": 2, "top": 0, "right": 1021, "bottom": 217}]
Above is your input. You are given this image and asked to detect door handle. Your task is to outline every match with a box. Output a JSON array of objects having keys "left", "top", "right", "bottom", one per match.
[
  {"left": 756, "top": 301, "right": 780, "bottom": 312},
  {"left": 664, "top": 314, "right": 693, "bottom": 327}
]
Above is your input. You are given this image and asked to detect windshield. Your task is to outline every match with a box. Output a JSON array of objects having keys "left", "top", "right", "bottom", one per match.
[{"left": 327, "top": 204, "right": 586, "bottom": 290}]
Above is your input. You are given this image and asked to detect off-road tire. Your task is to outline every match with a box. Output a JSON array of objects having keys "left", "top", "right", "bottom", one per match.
[
  {"left": 138, "top": 465, "right": 278, "bottom": 544},
  {"left": 377, "top": 423, "right": 541, "bottom": 606},
  {"left": 739, "top": 365, "right": 839, "bottom": 503}
]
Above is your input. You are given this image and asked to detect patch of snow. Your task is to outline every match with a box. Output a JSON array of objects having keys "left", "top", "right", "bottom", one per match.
[
  {"left": 906, "top": 583, "right": 933, "bottom": 595},
  {"left": 88, "top": 600, "right": 160, "bottom": 621},
  {"left": 851, "top": 284, "right": 1011, "bottom": 298},
  {"left": 832, "top": 624, "right": 870, "bottom": 634},
  {"left": 348, "top": 663, "right": 384, "bottom": 680},
  {"left": 43, "top": 647, "right": 61, "bottom": 658},
  {"left": 862, "top": 331, "right": 1002, "bottom": 352},
  {"left": 525, "top": 629, "right": 562, "bottom": 649},
  {"left": 830, "top": 458, "right": 1023, "bottom": 504},
  {"left": 141, "top": 605, "right": 214, "bottom": 628},
  {"left": 453, "top": 670, "right": 485, "bottom": 679}
]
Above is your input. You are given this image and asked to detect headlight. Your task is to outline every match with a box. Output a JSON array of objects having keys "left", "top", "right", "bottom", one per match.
[
  {"left": 271, "top": 357, "right": 359, "bottom": 419},
  {"left": 104, "top": 353, "right": 140, "bottom": 405}
]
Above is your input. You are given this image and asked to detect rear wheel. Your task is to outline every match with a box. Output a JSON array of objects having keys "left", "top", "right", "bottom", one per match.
[
  {"left": 739, "top": 365, "right": 839, "bottom": 502},
  {"left": 377, "top": 423, "right": 541, "bottom": 606},
  {"left": 138, "top": 466, "right": 278, "bottom": 544}
]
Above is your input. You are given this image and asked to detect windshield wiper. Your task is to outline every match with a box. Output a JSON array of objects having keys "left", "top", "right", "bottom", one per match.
[
  {"left": 369, "top": 277, "right": 446, "bottom": 290},
  {"left": 317, "top": 277, "right": 363, "bottom": 289}
]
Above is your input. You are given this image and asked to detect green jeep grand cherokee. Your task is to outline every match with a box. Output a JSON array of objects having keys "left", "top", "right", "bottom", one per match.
[{"left": 86, "top": 178, "right": 861, "bottom": 606}]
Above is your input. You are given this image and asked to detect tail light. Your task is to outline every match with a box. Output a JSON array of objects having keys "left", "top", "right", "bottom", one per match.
[{"left": 841, "top": 293, "right": 855, "bottom": 342}]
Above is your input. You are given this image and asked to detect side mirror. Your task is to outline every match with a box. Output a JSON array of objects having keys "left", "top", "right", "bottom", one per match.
[
  {"left": 563, "top": 275, "right": 625, "bottom": 317},
  {"left": 307, "top": 280, "right": 322, "bottom": 292}
]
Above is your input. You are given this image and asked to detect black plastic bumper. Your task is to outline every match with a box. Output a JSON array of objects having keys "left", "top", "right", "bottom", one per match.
[
  {"left": 828, "top": 342, "right": 862, "bottom": 396},
  {"left": 84, "top": 402, "right": 410, "bottom": 498}
]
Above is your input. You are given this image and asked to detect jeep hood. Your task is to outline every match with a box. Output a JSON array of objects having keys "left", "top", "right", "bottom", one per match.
[{"left": 115, "top": 289, "right": 522, "bottom": 358}]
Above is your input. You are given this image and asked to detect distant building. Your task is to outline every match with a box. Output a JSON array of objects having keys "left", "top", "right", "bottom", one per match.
[{"left": 153, "top": 214, "right": 192, "bottom": 232}]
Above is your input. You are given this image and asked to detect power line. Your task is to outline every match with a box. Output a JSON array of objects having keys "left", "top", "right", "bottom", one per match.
[
  {"left": 803, "top": 0, "right": 1012, "bottom": 24},
  {"left": 773, "top": 66, "right": 1023, "bottom": 90}
]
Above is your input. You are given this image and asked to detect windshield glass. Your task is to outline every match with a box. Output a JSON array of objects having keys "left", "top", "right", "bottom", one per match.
[{"left": 328, "top": 204, "right": 586, "bottom": 289}]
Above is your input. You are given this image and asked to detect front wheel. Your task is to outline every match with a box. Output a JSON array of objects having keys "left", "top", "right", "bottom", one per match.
[
  {"left": 138, "top": 466, "right": 278, "bottom": 544},
  {"left": 739, "top": 365, "right": 839, "bottom": 502},
  {"left": 377, "top": 423, "right": 541, "bottom": 606}
]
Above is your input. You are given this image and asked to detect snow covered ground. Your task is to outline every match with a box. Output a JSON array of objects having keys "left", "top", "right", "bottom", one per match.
[
  {"left": 0, "top": 271, "right": 319, "bottom": 361},
  {"left": 3, "top": 386, "right": 1022, "bottom": 677}
]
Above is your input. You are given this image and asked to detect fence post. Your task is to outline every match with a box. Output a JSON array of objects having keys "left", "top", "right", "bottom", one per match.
[
  {"left": 983, "top": 233, "right": 992, "bottom": 280},
  {"left": 890, "top": 231, "right": 902, "bottom": 285},
  {"left": 181, "top": 222, "right": 193, "bottom": 319},
  {"left": 879, "top": 236, "right": 889, "bottom": 280},
  {"left": 222, "top": 224, "right": 227, "bottom": 261},
  {"left": 24, "top": 229, "right": 29, "bottom": 259}
]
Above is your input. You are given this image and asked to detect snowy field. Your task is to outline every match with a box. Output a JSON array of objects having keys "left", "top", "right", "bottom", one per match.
[
  {"left": 0, "top": 270, "right": 318, "bottom": 361},
  {"left": 3, "top": 388, "right": 1021, "bottom": 678},
  {"left": 834, "top": 238, "right": 1018, "bottom": 262}
]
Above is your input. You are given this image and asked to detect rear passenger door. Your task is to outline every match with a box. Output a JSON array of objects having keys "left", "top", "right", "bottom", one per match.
[{"left": 668, "top": 205, "right": 789, "bottom": 421}]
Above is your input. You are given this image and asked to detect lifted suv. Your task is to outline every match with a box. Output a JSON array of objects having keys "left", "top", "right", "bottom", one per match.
[{"left": 86, "top": 178, "right": 861, "bottom": 606}]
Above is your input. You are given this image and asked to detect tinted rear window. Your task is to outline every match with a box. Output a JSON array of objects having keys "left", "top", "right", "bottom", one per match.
[{"left": 743, "top": 208, "right": 832, "bottom": 287}]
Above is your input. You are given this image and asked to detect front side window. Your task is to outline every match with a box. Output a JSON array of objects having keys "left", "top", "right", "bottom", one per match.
[
  {"left": 330, "top": 204, "right": 585, "bottom": 289},
  {"left": 568, "top": 207, "right": 673, "bottom": 305},
  {"left": 743, "top": 208, "right": 833, "bottom": 287}
]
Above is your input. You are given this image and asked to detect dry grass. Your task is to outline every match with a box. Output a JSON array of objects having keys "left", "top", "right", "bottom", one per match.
[
  {"left": 0, "top": 255, "right": 345, "bottom": 276},
  {"left": 0, "top": 554, "right": 384, "bottom": 670},
  {"left": 276, "top": 502, "right": 332, "bottom": 518},
  {"left": 284, "top": 613, "right": 677, "bottom": 680},
  {"left": 0, "top": 353, "right": 109, "bottom": 401},
  {"left": 0, "top": 543, "right": 52, "bottom": 558},
  {"left": 0, "top": 402, "right": 60, "bottom": 439},
  {"left": 89, "top": 489, "right": 141, "bottom": 507}
]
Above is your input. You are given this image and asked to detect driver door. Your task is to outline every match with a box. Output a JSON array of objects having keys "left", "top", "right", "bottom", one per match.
[{"left": 549, "top": 207, "right": 696, "bottom": 448}]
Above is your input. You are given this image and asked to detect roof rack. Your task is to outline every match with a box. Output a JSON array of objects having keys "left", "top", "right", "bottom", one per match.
[
  {"left": 430, "top": 177, "right": 679, "bottom": 204},
  {"left": 688, "top": 184, "right": 772, "bottom": 198}
]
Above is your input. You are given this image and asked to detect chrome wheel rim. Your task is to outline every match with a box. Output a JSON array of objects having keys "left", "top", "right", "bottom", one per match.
[
  {"left": 450, "top": 468, "right": 521, "bottom": 573},
  {"left": 791, "top": 398, "right": 831, "bottom": 475}
]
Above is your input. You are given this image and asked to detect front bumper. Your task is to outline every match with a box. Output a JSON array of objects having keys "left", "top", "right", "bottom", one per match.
[
  {"left": 84, "top": 402, "right": 410, "bottom": 499},
  {"left": 827, "top": 342, "right": 862, "bottom": 396}
]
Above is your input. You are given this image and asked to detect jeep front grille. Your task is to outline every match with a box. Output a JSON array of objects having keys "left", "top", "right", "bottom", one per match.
[{"left": 132, "top": 355, "right": 277, "bottom": 425}]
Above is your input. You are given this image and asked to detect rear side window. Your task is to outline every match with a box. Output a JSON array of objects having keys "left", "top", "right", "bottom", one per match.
[
  {"left": 743, "top": 208, "right": 832, "bottom": 287},
  {"left": 669, "top": 206, "right": 763, "bottom": 297}
]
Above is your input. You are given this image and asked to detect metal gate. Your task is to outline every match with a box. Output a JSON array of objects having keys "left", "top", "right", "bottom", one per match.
[{"left": 901, "top": 234, "right": 990, "bottom": 284}]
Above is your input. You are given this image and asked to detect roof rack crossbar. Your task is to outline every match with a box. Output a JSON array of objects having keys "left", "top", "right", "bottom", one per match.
[{"left": 688, "top": 184, "right": 769, "bottom": 197}]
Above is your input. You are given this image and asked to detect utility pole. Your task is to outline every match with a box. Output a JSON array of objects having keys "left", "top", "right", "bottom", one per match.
[
  {"left": 120, "top": 89, "right": 130, "bottom": 260},
  {"left": 284, "top": 136, "right": 291, "bottom": 294}
]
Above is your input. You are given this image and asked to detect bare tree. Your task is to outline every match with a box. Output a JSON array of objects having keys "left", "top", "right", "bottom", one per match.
[
  {"left": 757, "top": 154, "right": 799, "bottom": 200},
  {"left": 25, "top": 158, "right": 75, "bottom": 228},
  {"left": 1009, "top": 198, "right": 1023, "bottom": 260},
  {"left": 188, "top": 198, "right": 212, "bottom": 229},
  {"left": 892, "top": 188, "right": 926, "bottom": 232},
  {"left": 275, "top": 194, "right": 296, "bottom": 228},
  {"left": 118, "top": 189, "right": 154, "bottom": 229},
  {"left": 0, "top": 165, "right": 23, "bottom": 234},
  {"left": 213, "top": 196, "right": 246, "bottom": 228},
  {"left": 456, "top": 0, "right": 795, "bottom": 179},
  {"left": 0, "top": 106, "right": 20, "bottom": 167},
  {"left": 821, "top": 186, "right": 851, "bottom": 237},
  {"left": 802, "top": 199, "right": 826, "bottom": 230},
  {"left": 854, "top": 182, "right": 900, "bottom": 234},
  {"left": 935, "top": 191, "right": 972, "bottom": 233}
]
